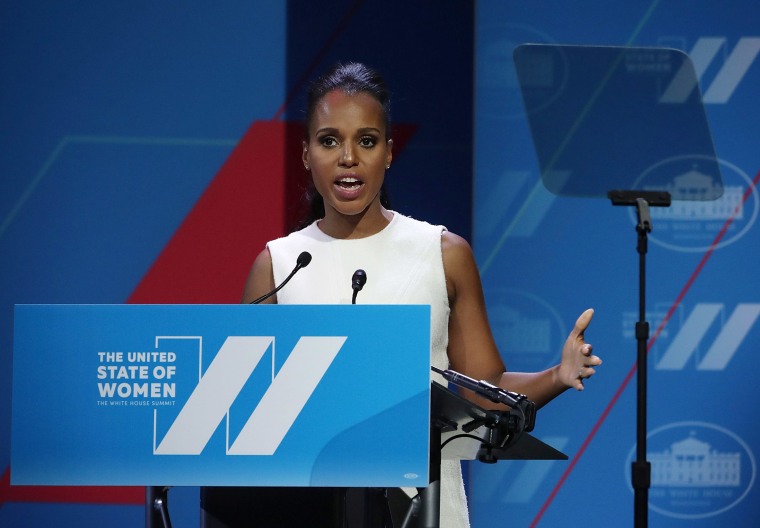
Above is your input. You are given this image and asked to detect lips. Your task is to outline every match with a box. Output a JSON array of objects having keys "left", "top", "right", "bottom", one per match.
[
  {"left": 335, "top": 176, "right": 363, "bottom": 189},
  {"left": 333, "top": 175, "right": 365, "bottom": 198}
]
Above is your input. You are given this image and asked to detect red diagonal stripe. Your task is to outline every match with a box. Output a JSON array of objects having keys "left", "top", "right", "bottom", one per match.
[
  {"left": 128, "top": 120, "right": 291, "bottom": 304},
  {"left": 531, "top": 169, "right": 760, "bottom": 526}
]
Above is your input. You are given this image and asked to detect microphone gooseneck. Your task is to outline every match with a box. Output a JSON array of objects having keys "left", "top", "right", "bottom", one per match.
[
  {"left": 351, "top": 269, "right": 367, "bottom": 304},
  {"left": 250, "top": 251, "right": 312, "bottom": 304}
]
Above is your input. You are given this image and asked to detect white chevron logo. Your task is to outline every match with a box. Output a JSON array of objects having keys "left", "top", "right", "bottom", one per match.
[
  {"left": 656, "top": 303, "right": 760, "bottom": 371},
  {"left": 660, "top": 37, "right": 760, "bottom": 104},
  {"left": 153, "top": 335, "right": 345, "bottom": 455}
]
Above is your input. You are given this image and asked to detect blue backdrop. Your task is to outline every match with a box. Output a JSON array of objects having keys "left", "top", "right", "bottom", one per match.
[{"left": 3, "top": 0, "right": 758, "bottom": 526}]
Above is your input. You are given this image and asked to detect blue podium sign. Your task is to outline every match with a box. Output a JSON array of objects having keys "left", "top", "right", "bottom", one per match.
[{"left": 12, "top": 304, "right": 431, "bottom": 487}]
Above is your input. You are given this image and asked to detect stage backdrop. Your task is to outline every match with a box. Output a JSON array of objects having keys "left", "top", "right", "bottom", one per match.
[
  {"left": 472, "top": 1, "right": 760, "bottom": 527},
  {"left": 6, "top": 1, "right": 757, "bottom": 527}
]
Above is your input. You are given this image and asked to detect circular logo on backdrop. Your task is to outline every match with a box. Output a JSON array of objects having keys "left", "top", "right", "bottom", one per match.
[
  {"left": 625, "top": 421, "right": 756, "bottom": 519},
  {"left": 486, "top": 288, "right": 567, "bottom": 371},
  {"left": 628, "top": 156, "right": 758, "bottom": 252}
]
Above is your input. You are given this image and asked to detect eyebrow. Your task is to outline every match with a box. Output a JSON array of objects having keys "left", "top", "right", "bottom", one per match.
[{"left": 315, "top": 127, "right": 382, "bottom": 135}]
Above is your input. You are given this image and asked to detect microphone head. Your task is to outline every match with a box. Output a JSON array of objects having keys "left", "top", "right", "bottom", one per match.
[
  {"left": 297, "top": 251, "right": 312, "bottom": 268},
  {"left": 351, "top": 269, "right": 367, "bottom": 291}
]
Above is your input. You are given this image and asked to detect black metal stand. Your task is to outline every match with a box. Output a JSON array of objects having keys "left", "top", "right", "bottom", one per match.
[
  {"left": 146, "top": 486, "right": 172, "bottom": 528},
  {"left": 420, "top": 427, "right": 442, "bottom": 528},
  {"left": 609, "top": 190, "right": 670, "bottom": 528}
]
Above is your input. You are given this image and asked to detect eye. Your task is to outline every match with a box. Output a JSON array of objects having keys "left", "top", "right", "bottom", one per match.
[
  {"left": 318, "top": 136, "right": 338, "bottom": 147},
  {"left": 359, "top": 135, "right": 378, "bottom": 148}
]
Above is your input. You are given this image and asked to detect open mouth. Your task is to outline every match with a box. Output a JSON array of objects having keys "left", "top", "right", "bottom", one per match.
[{"left": 335, "top": 177, "right": 364, "bottom": 190}]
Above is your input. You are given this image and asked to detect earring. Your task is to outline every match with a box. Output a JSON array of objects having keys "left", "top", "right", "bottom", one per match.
[
  {"left": 304, "top": 164, "right": 310, "bottom": 170},
  {"left": 386, "top": 164, "right": 391, "bottom": 169}
]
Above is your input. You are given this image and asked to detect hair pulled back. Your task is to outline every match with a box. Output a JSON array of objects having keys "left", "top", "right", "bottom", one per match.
[
  {"left": 305, "top": 62, "right": 392, "bottom": 140},
  {"left": 298, "top": 62, "right": 392, "bottom": 229}
]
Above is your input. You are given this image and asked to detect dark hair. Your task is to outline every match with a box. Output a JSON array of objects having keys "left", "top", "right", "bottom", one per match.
[
  {"left": 298, "top": 62, "right": 393, "bottom": 229},
  {"left": 305, "top": 62, "right": 392, "bottom": 140}
]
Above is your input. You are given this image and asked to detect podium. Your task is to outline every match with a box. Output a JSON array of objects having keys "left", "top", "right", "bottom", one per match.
[
  {"left": 12, "top": 304, "right": 428, "bottom": 523},
  {"left": 13, "top": 304, "right": 566, "bottom": 527}
]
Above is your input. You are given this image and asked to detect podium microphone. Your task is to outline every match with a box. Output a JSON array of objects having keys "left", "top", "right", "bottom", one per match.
[
  {"left": 431, "top": 366, "right": 535, "bottom": 432},
  {"left": 351, "top": 269, "right": 367, "bottom": 304},
  {"left": 249, "top": 251, "right": 312, "bottom": 304}
]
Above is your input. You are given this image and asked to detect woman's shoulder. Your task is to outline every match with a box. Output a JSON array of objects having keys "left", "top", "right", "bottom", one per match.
[
  {"left": 242, "top": 246, "right": 274, "bottom": 303},
  {"left": 430, "top": 229, "right": 476, "bottom": 303},
  {"left": 441, "top": 230, "right": 473, "bottom": 258},
  {"left": 272, "top": 222, "right": 319, "bottom": 242},
  {"left": 392, "top": 211, "right": 449, "bottom": 239},
  {"left": 440, "top": 230, "right": 479, "bottom": 298},
  {"left": 391, "top": 212, "right": 473, "bottom": 265}
]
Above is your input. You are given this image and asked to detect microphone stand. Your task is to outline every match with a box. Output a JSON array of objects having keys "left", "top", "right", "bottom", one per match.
[
  {"left": 608, "top": 190, "right": 670, "bottom": 528},
  {"left": 431, "top": 367, "right": 535, "bottom": 432},
  {"left": 249, "top": 252, "right": 312, "bottom": 305},
  {"left": 146, "top": 486, "right": 172, "bottom": 528}
]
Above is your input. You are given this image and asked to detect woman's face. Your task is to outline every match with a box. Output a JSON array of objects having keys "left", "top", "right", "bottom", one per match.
[{"left": 303, "top": 90, "right": 393, "bottom": 219}]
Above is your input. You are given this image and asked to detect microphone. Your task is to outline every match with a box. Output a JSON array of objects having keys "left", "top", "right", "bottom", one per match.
[
  {"left": 431, "top": 366, "right": 535, "bottom": 432},
  {"left": 249, "top": 251, "right": 312, "bottom": 304},
  {"left": 351, "top": 269, "right": 367, "bottom": 304}
]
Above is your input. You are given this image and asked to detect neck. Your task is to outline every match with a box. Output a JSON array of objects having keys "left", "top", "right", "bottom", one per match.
[{"left": 318, "top": 203, "right": 392, "bottom": 239}]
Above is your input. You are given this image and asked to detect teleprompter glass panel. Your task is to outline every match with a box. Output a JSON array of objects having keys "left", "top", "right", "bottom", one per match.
[{"left": 513, "top": 44, "right": 723, "bottom": 201}]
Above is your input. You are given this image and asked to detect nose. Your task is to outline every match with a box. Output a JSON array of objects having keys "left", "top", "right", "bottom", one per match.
[{"left": 340, "top": 143, "right": 357, "bottom": 166}]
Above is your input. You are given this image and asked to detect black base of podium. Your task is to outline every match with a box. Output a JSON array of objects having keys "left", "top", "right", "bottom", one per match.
[{"left": 200, "top": 487, "right": 410, "bottom": 528}]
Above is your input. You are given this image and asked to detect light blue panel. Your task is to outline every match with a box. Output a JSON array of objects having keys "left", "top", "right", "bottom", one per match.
[
  {"left": 12, "top": 304, "right": 430, "bottom": 488},
  {"left": 474, "top": 1, "right": 760, "bottom": 526}
]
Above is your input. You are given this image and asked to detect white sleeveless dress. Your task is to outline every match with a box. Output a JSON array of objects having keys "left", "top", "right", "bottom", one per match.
[{"left": 267, "top": 212, "right": 470, "bottom": 528}]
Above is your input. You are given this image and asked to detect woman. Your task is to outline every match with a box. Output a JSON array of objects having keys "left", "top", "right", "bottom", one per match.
[{"left": 242, "top": 62, "right": 602, "bottom": 528}]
